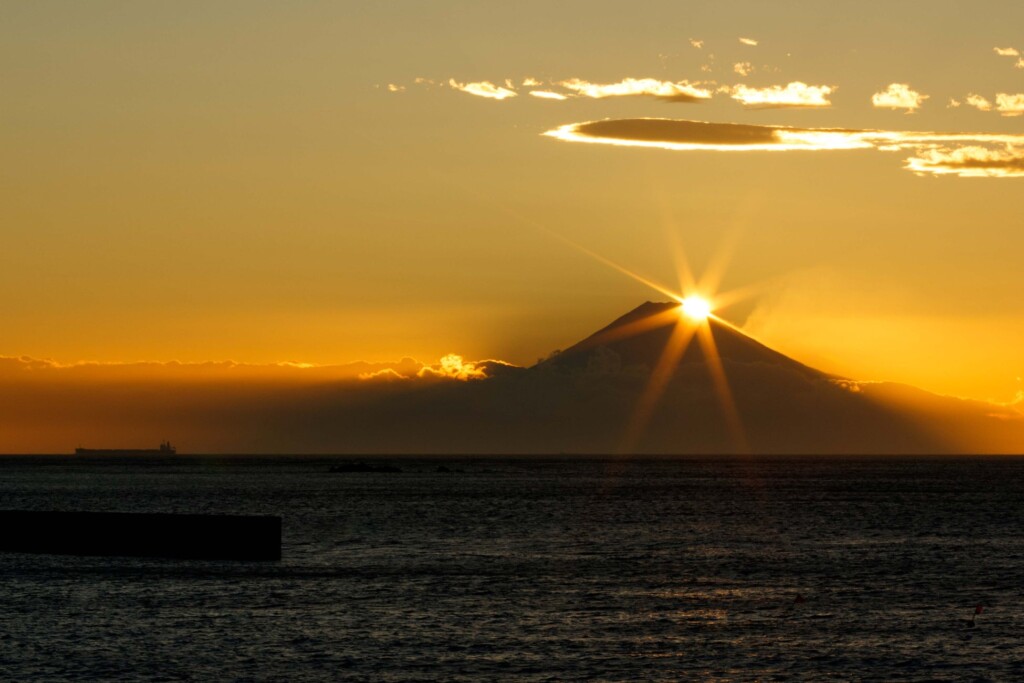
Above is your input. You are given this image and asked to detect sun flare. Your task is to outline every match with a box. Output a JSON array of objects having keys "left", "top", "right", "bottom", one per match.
[{"left": 680, "top": 295, "right": 713, "bottom": 321}]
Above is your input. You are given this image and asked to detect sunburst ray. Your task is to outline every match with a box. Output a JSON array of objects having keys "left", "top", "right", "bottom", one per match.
[
  {"left": 697, "top": 320, "right": 749, "bottom": 453},
  {"left": 620, "top": 317, "right": 699, "bottom": 452}
]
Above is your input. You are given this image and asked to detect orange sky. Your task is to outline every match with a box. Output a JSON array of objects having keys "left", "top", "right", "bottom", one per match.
[{"left": 3, "top": 2, "right": 1024, "bottom": 405}]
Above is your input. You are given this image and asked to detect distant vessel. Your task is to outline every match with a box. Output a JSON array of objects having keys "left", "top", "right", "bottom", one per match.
[
  {"left": 328, "top": 462, "right": 402, "bottom": 474},
  {"left": 74, "top": 441, "right": 177, "bottom": 456}
]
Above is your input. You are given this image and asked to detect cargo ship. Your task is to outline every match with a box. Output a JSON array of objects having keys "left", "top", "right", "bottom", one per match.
[{"left": 74, "top": 441, "right": 177, "bottom": 456}]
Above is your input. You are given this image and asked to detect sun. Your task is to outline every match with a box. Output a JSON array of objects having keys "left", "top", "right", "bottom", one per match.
[{"left": 680, "top": 295, "right": 712, "bottom": 321}]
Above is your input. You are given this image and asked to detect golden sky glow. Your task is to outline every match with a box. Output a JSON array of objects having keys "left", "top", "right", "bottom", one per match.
[{"left": 4, "top": 1, "right": 1024, "bottom": 451}]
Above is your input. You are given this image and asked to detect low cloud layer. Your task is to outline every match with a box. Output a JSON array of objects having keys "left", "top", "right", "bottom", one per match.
[
  {"left": 544, "top": 118, "right": 1024, "bottom": 177},
  {"left": 872, "top": 83, "right": 928, "bottom": 112},
  {"left": 4, "top": 334, "right": 1022, "bottom": 454},
  {"left": 0, "top": 354, "right": 511, "bottom": 383}
]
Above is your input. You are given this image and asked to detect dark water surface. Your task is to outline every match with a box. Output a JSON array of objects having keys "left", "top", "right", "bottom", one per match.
[{"left": 1, "top": 456, "right": 1023, "bottom": 681}]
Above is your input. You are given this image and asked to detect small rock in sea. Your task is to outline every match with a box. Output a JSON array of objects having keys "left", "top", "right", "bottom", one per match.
[{"left": 328, "top": 462, "right": 402, "bottom": 474}]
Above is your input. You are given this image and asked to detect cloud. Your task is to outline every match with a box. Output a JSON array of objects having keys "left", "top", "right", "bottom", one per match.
[
  {"left": 726, "top": 81, "right": 834, "bottom": 108},
  {"left": 995, "top": 93, "right": 1024, "bottom": 116},
  {"left": 358, "top": 368, "right": 409, "bottom": 381},
  {"left": 965, "top": 93, "right": 992, "bottom": 111},
  {"left": 0, "top": 353, "right": 515, "bottom": 385},
  {"left": 558, "top": 78, "right": 712, "bottom": 102},
  {"left": 994, "top": 47, "right": 1020, "bottom": 57},
  {"left": 904, "top": 146, "right": 1024, "bottom": 178},
  {"left": 529, "top": 90, "right": 569, "bottom": 100},
  {"left": 447, "top": 79, "right": 517, "bottom": 100},
  {"left": 871, "top": 83, "right": 929, "bottom": 112},
  {"left": 406, "top": 74, "right": 715, "bottom": 104},
  {"left": 544, "top": 117, "right": 1024, "bottom": 177},
  {"left": 739, "top": 37, "right": 758, "bottom": 46},
  {"left": 689, "top": 38, "right": 704, "bottom": 49},
  {"left": 0, "top": 354, "right": 437, "bottom": 381},
  {"left": 386, "top": 83, "right": 405, "bottom": 93},
  {"left": 546, "top": 118, "right": 799, "bottom": 151},
  {"left": 415, "top": 354, "right": 491, "bottom": 380},
  {"left": 354, "top": 354, "right": 515, "bottom": 381},
  {"left": 733, "top": 62, "right": 753, "bottom": 76},
  {"left": 962, "top": 92, "right": 1024, "bottom": 116}
]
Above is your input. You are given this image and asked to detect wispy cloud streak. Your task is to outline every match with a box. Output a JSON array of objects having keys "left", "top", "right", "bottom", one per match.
[
  {"left": 448, "top": 79, "right": 517, "bottom": 100},
  {"left": 529, "top": 90, "right": 569, "bottom": 100},
  {"left": 559, "top": 78, "right": 712, "bottom": 102}
]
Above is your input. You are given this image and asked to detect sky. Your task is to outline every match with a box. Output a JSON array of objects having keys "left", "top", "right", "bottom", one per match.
[{"left": 3, "top": 1, "right": 1024, "bottom": 413}]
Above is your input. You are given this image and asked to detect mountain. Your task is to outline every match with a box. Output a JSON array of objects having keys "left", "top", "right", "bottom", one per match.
[
  {"left": 304, "top": 301, "right": 1019, "bottom": 454},
  {"left": 543, "top": 301, "right": 824, "bottom": 380},
  {"left": 517, "top": 301, "right": 939, "bottom": 453}
]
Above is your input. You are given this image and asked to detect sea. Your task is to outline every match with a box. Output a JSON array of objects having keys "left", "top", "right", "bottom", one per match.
[{"left": 1, "top": 455, "right": 1022, "bottom": 681}]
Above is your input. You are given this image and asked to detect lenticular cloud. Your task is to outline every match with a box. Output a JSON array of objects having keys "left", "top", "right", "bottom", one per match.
[{"left": 544, "top": 118, "right": 1024, "bottom": 178}]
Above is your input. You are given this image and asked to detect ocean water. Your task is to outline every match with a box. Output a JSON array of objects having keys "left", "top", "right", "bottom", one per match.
[{"left": 1, "top": 456, "right": 1022, "bottom": 681}]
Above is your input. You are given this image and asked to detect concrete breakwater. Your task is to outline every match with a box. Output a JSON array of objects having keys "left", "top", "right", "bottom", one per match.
[{"left": 0, "top": 511, "right": 281, "bottom": 560}]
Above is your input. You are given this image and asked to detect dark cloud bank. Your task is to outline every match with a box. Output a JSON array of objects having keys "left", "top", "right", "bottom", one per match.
[{"left": 4, "top": 303, "right": 1022, "bottom": 454}]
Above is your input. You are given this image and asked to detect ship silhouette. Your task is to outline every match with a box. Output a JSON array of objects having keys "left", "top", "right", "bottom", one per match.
[{"left": 75, "top": 441, "right": 177, "bottom": 456}]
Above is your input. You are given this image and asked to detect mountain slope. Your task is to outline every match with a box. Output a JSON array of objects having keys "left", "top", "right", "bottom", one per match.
[
  {"left": 513, "top": 301, "right": 937, "bottom": 453},
  {"left": 543, "top": 301, "right": 825, "bottom": 380}
]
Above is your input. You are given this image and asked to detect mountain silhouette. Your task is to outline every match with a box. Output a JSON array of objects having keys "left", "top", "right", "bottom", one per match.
[
  {"left": 9, "top": 301, "right": 1022, "bottom": 454},
  {"left": 515, "top": 301, "right": 941, "bottom": 453},
  {"left": 544, "top": 301, "right": 824, "bottom": 381},
  {"left": 261, "top": 300, "right": 1021, "bottom": 454}
]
